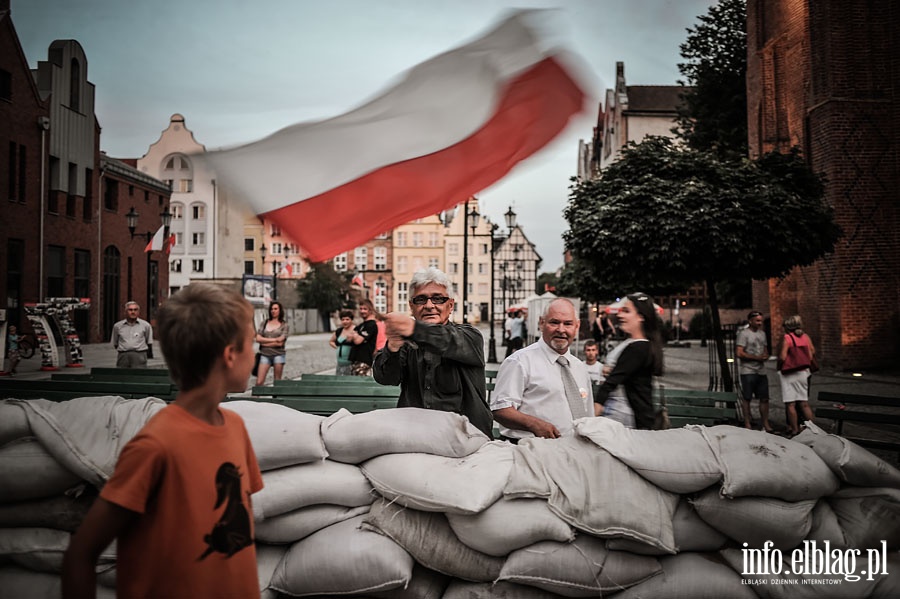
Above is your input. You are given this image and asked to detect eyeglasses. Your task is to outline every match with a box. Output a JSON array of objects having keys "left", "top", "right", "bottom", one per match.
[{"left": 411, "top": 295, "right": 451, "bottom": 305}]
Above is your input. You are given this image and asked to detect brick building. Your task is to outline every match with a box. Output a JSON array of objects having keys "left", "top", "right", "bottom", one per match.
[{"left": 747, "top": 1, "right": 900, "bottom": 369}]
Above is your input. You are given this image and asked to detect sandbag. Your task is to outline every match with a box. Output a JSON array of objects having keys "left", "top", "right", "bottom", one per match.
[
  {"left": 253, "top": 459, "right": 374, "bottom": 521},
  {"left": 9, "top": 396, "right": 166, "bottom": 486},
  {"left": 613, "top": 552, "right": 758, "bottom": 599},
  {"left": 806, "top": 499, "right": 847, "bottom": 547},
  {"left": 498, "top": 534, "right": 662, "bottom": 597},
  {"left": 575, "top": 418, "right": 721, "bottom": 493},
  {"left": 793, "top": 422, "right": 900, "bottom": 489},
  {"left": 255, "top": 504, "right": 371, "bottom": 544},
  {"left": 370, "top": 565, "right": 449, "bottom": 599},
  {"left": 826, "top": 487, "right": 900, "bottom": 551},
  {"left": 720, "top": 547, "right": 896, "bottom": 599},
  {"left": 0, "top": 438, "right": 83, "bottom": 503},
  {"left": 0, "top": 489, "right": 96, "bottom": 531},
  {"left": 446, "top": 497, "right": 574, "bottom": 557},
  {"left": 222, "top": 400, "right": 328, "bottom": 469},
  {"left": 691, "top": 486, "right": 816, "bottom": 550},
  {"left": 0, "top": 565, "right": 116, "bottom": 599},
  {"left": 0, "top": 527, "right": 115, "bottom": 573},
  {"left": 699, "top": 425, "right": 839, "bottom": 500},
  {"left": 442, "top": 579, "right": 568, "bottom": 598},
  {"left": 362, "top": 498, "right": 505, "bottom": 582},
  {"left": 269, "top": 514, "right": 414, "bottom": 597},
  {"left": 361, "top": 442, "right": 514, "bottom": 514},
  {"left": 321, "top": 407, "right": 488, "bottom": 464},
  {"left": 608, "top": 496, "right": 728, "bottom": 555},
  {"left": 0, "top": 400, "right": 30, "bottom": 445},
  {"left": 256, "top": 543, "right": 288, "bottom": 595},
  {"left": 504, "top": 435, "right": 679, "bottom": 554}
]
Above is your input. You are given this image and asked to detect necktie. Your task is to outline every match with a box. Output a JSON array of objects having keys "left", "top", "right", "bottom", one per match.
[{"left": 557, "top": 355, "right": 587, "bottom": 419}]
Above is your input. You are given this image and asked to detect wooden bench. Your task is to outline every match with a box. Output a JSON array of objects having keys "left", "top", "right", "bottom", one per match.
[
  {"left": 814, "top": 391, "right": 900, "bottom": 454},
  {"left": 653, "top": 387, "right": 740, "bottom": 428},
  {"left": 0, "top": 378, "right": 178, "bottom": 402}
]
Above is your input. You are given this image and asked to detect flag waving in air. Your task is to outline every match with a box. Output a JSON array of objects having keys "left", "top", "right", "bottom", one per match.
[
  {"left": 204, "top": 11, "right": 588, "bottom": 263},
  {"left": 144, "top": 226, "right": 167, "bottom": 253}
]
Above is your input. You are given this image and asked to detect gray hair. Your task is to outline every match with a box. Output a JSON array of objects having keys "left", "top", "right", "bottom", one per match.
[
  {"left": 409, "top": 267, "right": 453, "bottom": 297},
  {"left": 541, "top": 298, "right": 575, "bottom": 318}
]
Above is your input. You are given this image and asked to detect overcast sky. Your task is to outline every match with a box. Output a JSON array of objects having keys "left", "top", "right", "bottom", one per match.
[{"left": 12, "top": 0, "right": 714, "bottom": 272}]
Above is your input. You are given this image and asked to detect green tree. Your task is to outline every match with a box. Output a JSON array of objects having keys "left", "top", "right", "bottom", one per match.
[
  {"left": 297, "top": 261, "right": 349, "bottom": 328},
  {"left": 564, "top": 137, "right": 841, "bottom": 390},
  {"left": 675, "top": 0, "right": 748, "bottom": 158},
  {"left": 535, "top": 271, "right": 559, "bottom": 295}
]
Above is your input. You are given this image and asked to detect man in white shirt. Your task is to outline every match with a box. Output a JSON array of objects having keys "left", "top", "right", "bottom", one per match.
[
  {"left": 504, "top": 310, "right": 525, "bottom": 357},
  {"left": 491, "top": 298, "right": 595, "bottom": 441}
]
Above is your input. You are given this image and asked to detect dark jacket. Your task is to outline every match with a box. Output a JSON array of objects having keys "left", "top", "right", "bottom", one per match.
[{"left": 348, "top": 319, "right": 378, "bottom": 365}]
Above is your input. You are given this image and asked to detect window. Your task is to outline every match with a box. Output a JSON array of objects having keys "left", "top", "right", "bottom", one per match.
[
  {"left": 478, "top": 263, "right": 486, "bottom": 274},
  {"left": 376, "top": 231, "right": 390, "bottom": 239},
  {"left": 8, "top": 142, "right": 26, "bottom": 203},
  {"left": 397, "top": 282, "right": 408, "bottom": 304},
  {"left": 171, "top": 259, "right": 182, "bottom": 273},
  {"left": 47, "top": 245, "right": 66, "bottom": 297},
  {"left": 244, "top": 260, "right": 255, "bottom": 274},
  {"left": 292, "top": 261, "right": 303, "bottom": 276},
  {"left": 428, "top": 232, "right": 439, "bottom": 247},
  {"left": 0, "top": 69, "right": 11, "bottom": 102},
  {"left": 103, "top": 177, "right": 118, "bottom": 211},
  {"left": 66, "top": 162, "right": 77, "bottom": 217},
  {"left": 179, "top": 179, "right": 193, "bottom": 193},
  {"left": 333, "top": 253, "right": 347, "bottom": 271},
  {"left": 191, "top": 259, "right": 204, "bottom": 273},
  {"left": 449, "top": 262, "right": 458, "bottom": 274},
  {"left": 83, "top": 168, "right": 93, "bottom": 221},
  {"left": 448, "top": 243, "right": 458, "bottom": 255},
  {"left": 374, "top": 280, "right": 388, "bottom": 313},
  {"left": 428, "top": 257, "right": 439, "bottom": 269},
  {"left": 412, "top": 232, "right": 423, "bottom": 247},
  {"left": 164, "top": 179, "right": 174, "bottom": 190},
  {"left": 69, "top": 58, "right": 80, "bottom": 111},
  {"left": 191, "top": 204, "right": 205, "bottom": 219},
  {"left": 175, "top": 232, "right": 184, "bottom": 246},
  {"left": 244, "top": 238, "right": 255, "bottom": 252},
  {"left": 192, "top": 232, "right": 205, "bottom": 246},
  {"left": 374, "top": 247, "right": 387, "bottom": 270},
  {"left": 481, "top": 243, "right": 489, "bottom": 254},
  {"left": 397, "top": 256, "right": 407, "bottom": 274},
  {"left": 396, "top": 232, "right": 407, "bottom": 247},
  {"left": 171, "top": 203, "right": 183, "bottom": 219},
  {"left": 74, "top": 250, "right": 90, "bottom": 298},
  {"left": 270, "top": 224, "right": 281, "bottom": 236},
  {"left": 272, "top": 242, "right": 282, "bottom": 255},
  {"left": 354, "top": 247, "right": 367, "bottom": 271}
]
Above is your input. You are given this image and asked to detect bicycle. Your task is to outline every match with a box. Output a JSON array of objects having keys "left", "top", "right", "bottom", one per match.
[{"left": 16, "top": 334, "right": 36, "bottom": 359}]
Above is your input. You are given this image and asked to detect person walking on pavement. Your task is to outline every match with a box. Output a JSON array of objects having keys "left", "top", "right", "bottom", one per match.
[
  {"left": 504, "top": 310, "right": 526, "bottom": 357},
  {"left": 111, "top": 301, "right": 153, "bottom": 368},
  {"left": 778, "top": 314, "right": 817, "bottom": 436},
  {"left": 736, "top": 310, "right": 773, "bottom": 432}
]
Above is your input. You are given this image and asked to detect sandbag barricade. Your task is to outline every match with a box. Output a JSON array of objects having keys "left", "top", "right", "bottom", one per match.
[{"left": 1, "top": 398, "right": 899, "bottom": 598}]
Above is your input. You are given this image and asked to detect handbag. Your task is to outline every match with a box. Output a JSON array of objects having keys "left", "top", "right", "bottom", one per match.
[
  {"left": 779, "top": 334, "right": 811, "bottom": 374},
  {"left": 252, "top": 352, "right": 261, "bottom": 377}
]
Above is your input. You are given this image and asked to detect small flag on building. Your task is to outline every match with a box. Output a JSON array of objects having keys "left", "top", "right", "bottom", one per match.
[
  {"left": 351, "top": 274, "right": 365, "bottom": 287},
  {"left": 145, "top": 226, "right": 166, "bottom": 253}
]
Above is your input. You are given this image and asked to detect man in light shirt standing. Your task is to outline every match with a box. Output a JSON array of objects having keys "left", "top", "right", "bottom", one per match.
[
  {"left": 491, "top": 298, "right": 595, "bottom": 442},
  {"left": 110, "top": 301, "right": 153, "bottom": 368}
]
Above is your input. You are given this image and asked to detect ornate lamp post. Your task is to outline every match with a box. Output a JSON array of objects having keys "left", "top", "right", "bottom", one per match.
[
  {"left": 126, "top": 207, "right": 172, "bottom": 319},
  {"left": 259, "top": 243, "right": 277, "bottom": 301}
]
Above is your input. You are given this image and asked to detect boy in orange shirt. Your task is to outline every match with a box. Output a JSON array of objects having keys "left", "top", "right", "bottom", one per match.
[{"left": 63, "top": 283, "right": 264, "bottom": 598}]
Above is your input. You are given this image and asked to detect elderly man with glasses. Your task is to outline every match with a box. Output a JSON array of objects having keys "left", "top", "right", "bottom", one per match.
[{"left": 373, "top": 267, "right": 493, "bottom": 438}]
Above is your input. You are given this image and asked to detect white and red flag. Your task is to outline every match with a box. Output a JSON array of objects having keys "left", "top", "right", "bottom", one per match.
[
  {"left": 204, "top": 11, "right": 587, "bottom": 262},
  {"left": 351, "top": 273, "right": 365, "bottom": 287},
  {"left": 281, "top": 262, "right": 293, "bottom": 277},
  {"left": 144, "top": 226, "right": 166, "bottom": 253}
]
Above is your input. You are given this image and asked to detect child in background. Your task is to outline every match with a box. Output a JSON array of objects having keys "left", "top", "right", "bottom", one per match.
[
  {"left": 63, "top": 283, "right": 264, "bottom": 599},
  {"left": 5, "top": 325, "right": 21, "bottom": 375}
]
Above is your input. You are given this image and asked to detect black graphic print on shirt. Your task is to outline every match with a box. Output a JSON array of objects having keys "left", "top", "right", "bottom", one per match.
[{"left": 198, "top": 462, "right": 253, "bottom": 560}]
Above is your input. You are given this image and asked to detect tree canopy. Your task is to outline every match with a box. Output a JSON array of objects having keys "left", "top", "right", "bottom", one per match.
[
  {"left": 675, "top": 0, "right": 748, "bottom": 157},
  {"left": 297, "top": 261, "right": 349, "bottom": 317}
]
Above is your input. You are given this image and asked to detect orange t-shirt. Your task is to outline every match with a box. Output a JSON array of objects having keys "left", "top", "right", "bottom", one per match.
[{"left": 100, "top": 404, "right": 264, "bottom": 598}]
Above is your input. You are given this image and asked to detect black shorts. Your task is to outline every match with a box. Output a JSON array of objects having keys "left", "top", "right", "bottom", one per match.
[{"left": 740, "top": 373, "right": 770, "bottom": 401}]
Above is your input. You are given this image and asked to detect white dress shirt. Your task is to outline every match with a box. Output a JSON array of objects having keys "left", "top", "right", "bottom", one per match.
[{"left": 490, "top": 338, "right": 594, "bottom": 439}]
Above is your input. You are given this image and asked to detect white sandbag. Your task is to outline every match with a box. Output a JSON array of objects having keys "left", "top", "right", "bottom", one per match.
[
  {"left": 0, "top": 400, "right": 30, "bottom": 445},
  {"left": 607, "top": 496, "right": 728, "bottom": 555},
  {"left": 806, "top": 499, "right": 847, "bottom": 547},
  {"left": 0, "top": 527, "right": 115, "bottom": 573},
  {"left": 446, "top": 497, "right": 574, "bottom": 557},
  {"left": 498, "top": 534, "right": 662, "bottom": 597},
  {"left": 614, "top": 552, "right": 758, "bottom": 599},
  {"left": 362, "top": 498, "right": 505, "bottom": 582},
  {"left": 255, "top": 503, "right": 371, "bottom": 543},
  {"left": 361, "top": 442, "right": 514, "bottom": 515},
  {"left": 691, "top": 486, "right": 816, "bottom": 550},
  {"left": 370, "top": 565, "right": 449, "bottom": 599},
  {"left": 222, "top": 400, "right": 328, "bottom": 469},
  {"left": 720, "top": 547, "right": 894, "bottom": 599},
  {"left": 793, "top": 421, "right": 900, "bottom": 489},
  {"left": 253, "top": 459, "right": 374, "bottom": 521},
  {"left": 0, "top": 565, "right": 116, "bottom": 599},
  {"left": 827, "top": 487, "right": 900, "bottom": 550},
  {"left": 0, "top": 438, "right": 83, "bottom": 503},
  {"left": 699, "top": 425, "right": 839, "bottom": 500},
  {"left": 321, "top": 407, "right": 489, "bottom": 464},
  {"left": 256, "top": 543, "right": 288, "bottom": 595},
  {"left": 8, "top": 396, "right": 166, "bottom": 486},
  {"left": 269, "top": 514, "right": 414, "bottom": 596},
  {"left": 442, "top": 579, "right": 568, "bottom": 598},
  {"left": 575, "top": 418, "right": 721, "bottom": 493},
  {"left": 504, "top": 435, "right": 679, "bottom": 554},
  {"left": 0, "top": 489, "right": 95, "bottom": 531}
]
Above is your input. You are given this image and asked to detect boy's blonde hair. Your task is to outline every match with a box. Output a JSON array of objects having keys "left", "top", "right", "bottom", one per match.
[{"left": 157, "top": 283, "right": 253, "bottom": 391}]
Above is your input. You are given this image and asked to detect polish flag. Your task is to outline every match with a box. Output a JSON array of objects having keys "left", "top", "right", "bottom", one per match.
[
  {"left": 144, "top": 226, "right": 166, "bottom": 252},
  {"left": 351, "top": 274, "right": 365, "bottom": 287},
  {"left": 204, "top": 11, "right": 588, "bottom": 262},
  {"left": 281, "top": 262, "right": 293, "bottom": 277},
  {"left": 165, "top": 234, "right": 176, "bottom": 254}
]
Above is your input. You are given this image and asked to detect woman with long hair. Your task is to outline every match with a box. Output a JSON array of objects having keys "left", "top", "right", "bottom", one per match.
[
  {"left": 256, "top": 301, "right": 288, "bottom": 385},
  {"left": 349, "top": 298, "right": 380, "bottom": 376},
  {"left": 594, "top": 293, "right": 664, "bottom": 429},
  {"left": 329, "top": 310, "right": 357, "bottom": 375},
  {"left": 778, "top": 314, "right": 816, "bottom": 436}
]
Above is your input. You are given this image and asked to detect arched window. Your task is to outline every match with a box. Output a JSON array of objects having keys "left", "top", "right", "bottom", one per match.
[
  {"left": 69, "top": 58, "right": 80, "bottom": 111},
  {"left": 162, "top": 154, "right": 194, "bottom": 193}
]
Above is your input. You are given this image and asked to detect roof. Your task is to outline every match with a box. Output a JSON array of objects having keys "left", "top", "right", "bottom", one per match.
[{"left": 624, "top": 85, "right": 690, "bottom": 113}]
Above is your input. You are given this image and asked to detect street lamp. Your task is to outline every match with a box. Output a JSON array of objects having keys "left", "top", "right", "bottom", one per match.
[
  {"left": 126, "top": 207, "right": 172, "bottom": 320},
  {"left": 259, "top": 243, "right": 277, "bottom": 302}
]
